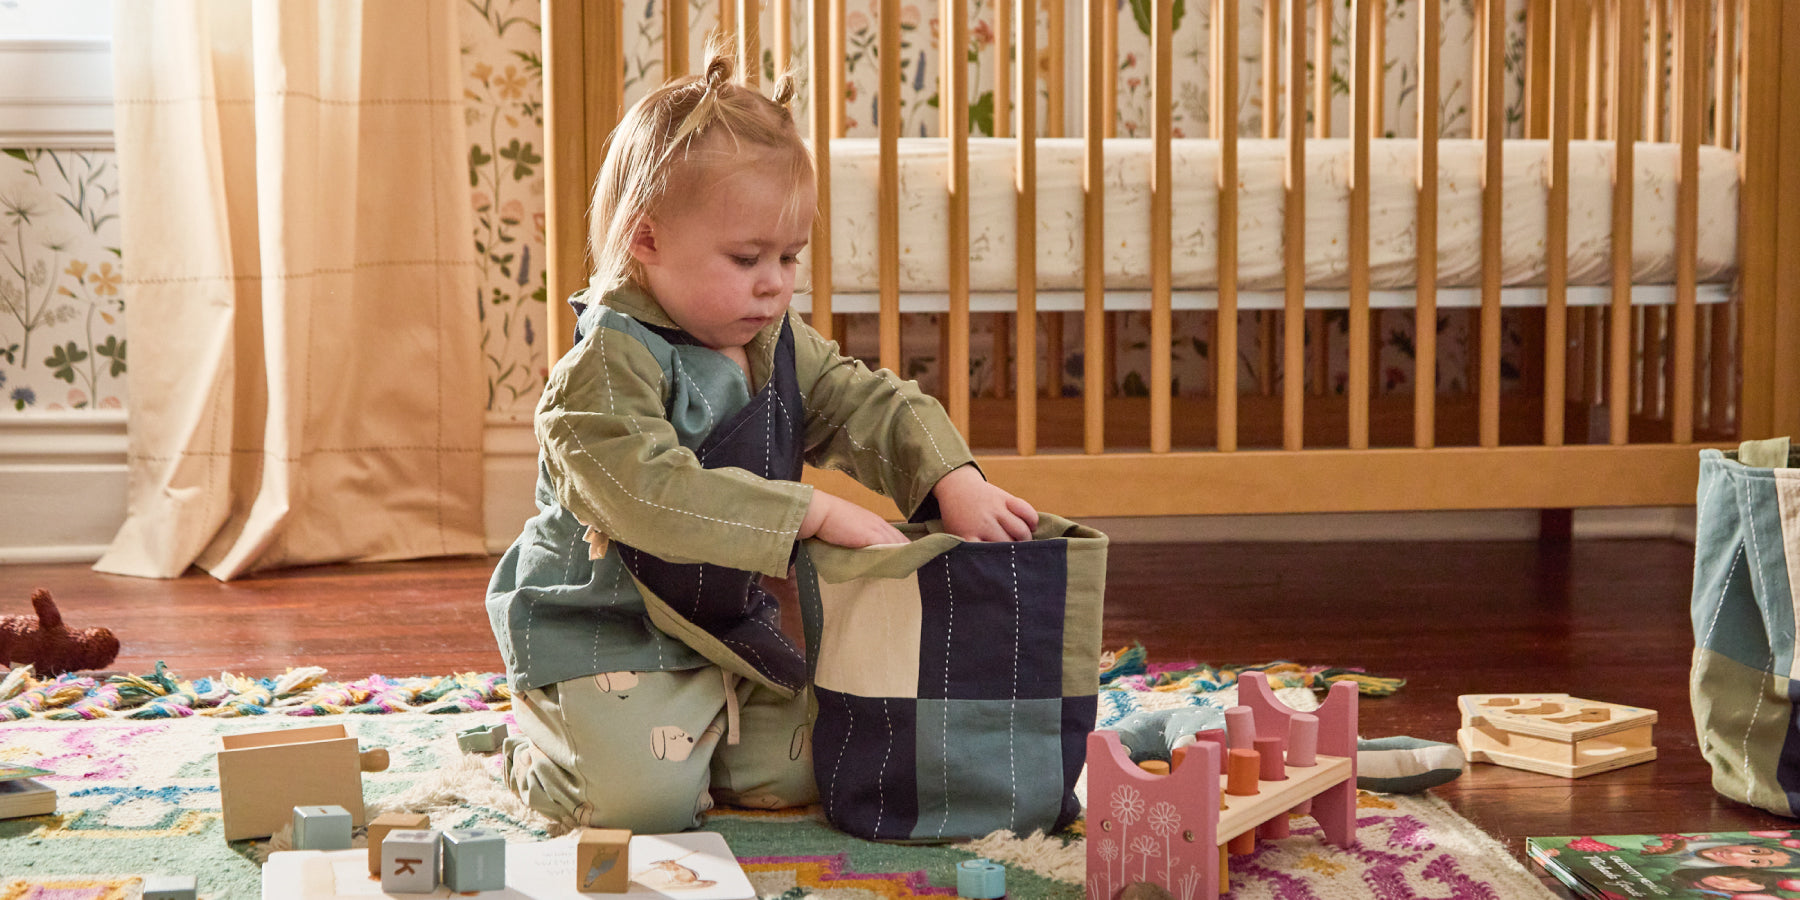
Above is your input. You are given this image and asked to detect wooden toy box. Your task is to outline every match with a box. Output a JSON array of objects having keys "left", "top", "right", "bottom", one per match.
[{"left": 216, "top": 723, "right": 389, "bottom": 841}]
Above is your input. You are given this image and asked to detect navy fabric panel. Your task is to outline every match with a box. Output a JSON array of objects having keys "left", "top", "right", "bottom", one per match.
[
  {"left": 915, "top": 542, "right": 1068, "bottom": 701},
  {"left": 1782, "top": 679, "right": 1800, "bottom": 813},
  {"left": 814, "top": 688, "right": 920, "bottom": 841},
  {"left": 1058, "top": 694, "right": 1096, "bottom": 831},
  {"left": 615, "top": 320, "right": 808, "bottom": 692}
]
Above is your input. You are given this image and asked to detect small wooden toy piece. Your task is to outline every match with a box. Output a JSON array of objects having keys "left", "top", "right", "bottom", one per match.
[
  {"left": 292, "top": 804, "right": 353, "bottom": 850},
  {"left": 366, "top": 812, "right": 431, "bottom": 877},
  {"left": 576, "top": 827, "right": 633, "bottom": 893},
  {"left": 1455, "top": 693, "right": 1657, "bottom": 778},
  {"left": 140, "top": 875, "right": 198, "bottom": 900},
  {"left": 456, "top": 722, "right": 509, "bottom": 753},
  {"left": 215, "top": 723, "right": 390, "bottom": 841},
  {"left": 381, "top": 828, "right": 441, "bottom": 894},
  {"left": 441, "top": 827, "right": 507, "bottom": 892},
  {"left": 956, "top": 857, "right": 1006, "bottom": 898},
  {"left": 1085, "top": 678, "right": 1359, "bottom": 900}
]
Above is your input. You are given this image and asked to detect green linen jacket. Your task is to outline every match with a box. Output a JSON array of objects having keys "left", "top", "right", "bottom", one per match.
[{"left": 487, "top": 285, "right": 976, "bottom": 693}]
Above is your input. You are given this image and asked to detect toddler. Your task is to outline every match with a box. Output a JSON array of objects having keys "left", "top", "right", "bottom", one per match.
[{"left": 487, "top": 52, "right": 1037, "bottom": 834}]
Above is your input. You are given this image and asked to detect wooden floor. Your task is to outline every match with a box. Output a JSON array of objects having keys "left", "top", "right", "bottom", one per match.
[{"left": 4, "top": 537, "right": 1788, "bottom": 880}]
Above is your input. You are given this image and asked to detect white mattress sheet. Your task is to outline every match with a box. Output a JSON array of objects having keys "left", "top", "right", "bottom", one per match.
[{"left": 802, "top": 138, "right": 1738, "bottom": 295}]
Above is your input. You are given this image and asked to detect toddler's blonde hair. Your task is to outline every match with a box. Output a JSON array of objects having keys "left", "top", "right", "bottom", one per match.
[{"left": 588, "top": 49, "right": 812, "bottom": 296}]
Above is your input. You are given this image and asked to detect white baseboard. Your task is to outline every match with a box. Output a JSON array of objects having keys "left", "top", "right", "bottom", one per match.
[{"left": 0, "top": 413, "right": 1702, "bottom": 566}]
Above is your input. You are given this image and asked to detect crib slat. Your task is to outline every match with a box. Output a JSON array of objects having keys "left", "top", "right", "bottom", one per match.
[
  {"left": 1609, "top": 0, "right": 1640, "bottom": 445},
  {"left": 943, "top": 0, "right": 971, "bottom": 433},
  {"left": 1526, "top": 0, "right": 1550, "bottom": 139},
  {"left": 1647, "top": 0, "right": 1665, "bottom": 142},
  {"left": 1314, "top": 0, "right": 1332, "bottom": 138},
  {"left": 1049, "top": 0, "right": 1066, "bottom": 136},
  {"left": 1716, "top": 0, "right": 1737, "bottom": 149},
  {"left": 829, "top": 0, "right": 846, "bottom": 137},
  {"left": 1415, "top": 0, "right": 1439, "bottom": 449},
  {"left": 1478, "top": 0, "right": 1504, "bottom": 448},
  {"left": 774, "top": 0, "right": 790, "bottom": 77},
  {"left": 666, "top": 0, "right": 689, "bottom": 78},
  {"left": 1016, "top": 0, "right": 1039, "bottom": 455},
  {"left": 543, "top": 0, "right": 594, "bottom": 365},
  {"left": 1283, "top": 0, "right": 1306, "bottom": 450},
  {"left": 1149, "top": 0, "right": 1174, "bottom": 452},
  {"left": 995, "top": 0, "right": 1012, "bottom": 138},
  {"left": 1215, "top": 0, "right": 1238, "bottom": 452},
  {"left": 1348, "top": 0, "right": 1373, "bottom": 450},
  {"left": 808, "top": 0, "right": 834, "bottom": 341},
  {"left": 1671, "top": 0, "right": 1702, "bottom": 442},
  {"left": 1545, "top": 0, "right": 1571, "bottom": 447},
  {"left": 1083, "top": 0, "right": 1106, "bottom": 453},
  {"left": 1262, "top": 0, "right": 1279, "bottom": 139},
  {"left": 1105, "top": 0, "right": 1119, "bottom": 138},
  {"left": 877, "top": 0, "right": 900, "bottom": 372},
  {"left": 1369, "top": 0, "right": 1386, "bottom": 139},
  {"left": 738, "top": 0, "right": 760, "bottom": 85},
  {"left": 717, "top": 0, "right": 737, "bottom": 49}
]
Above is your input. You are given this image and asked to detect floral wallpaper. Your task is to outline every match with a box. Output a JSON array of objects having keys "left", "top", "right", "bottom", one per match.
[
  {"left": 1, "top": 0, "right": 1536, "bottom": 420},
  {"left": 0, "top": 149, "right": 125, "bottom": 412}
]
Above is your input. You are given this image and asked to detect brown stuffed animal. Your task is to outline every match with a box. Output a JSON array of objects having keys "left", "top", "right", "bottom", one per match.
[{"left": 0, "top": 589, "right": 120, "bottom": 677}]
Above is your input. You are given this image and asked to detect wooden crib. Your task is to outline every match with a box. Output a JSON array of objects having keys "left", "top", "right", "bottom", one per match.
[{"left": 539, "top": 0, "right": 1800, "bottom": 519}]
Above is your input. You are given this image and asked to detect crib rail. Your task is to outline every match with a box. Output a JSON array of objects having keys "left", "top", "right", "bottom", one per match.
[{"left": 542, "top": 0, "right": 1800, "bottom": 517}]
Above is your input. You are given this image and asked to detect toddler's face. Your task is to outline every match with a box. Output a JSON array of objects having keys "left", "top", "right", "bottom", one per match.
[{"left": 635, "top": 154, "right": 815, "bottom": 351}]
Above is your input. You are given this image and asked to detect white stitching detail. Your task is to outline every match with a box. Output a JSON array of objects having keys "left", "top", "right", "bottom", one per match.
[
  {"left": 938, "top": 556, "right": 954, "bottom": 839},
  {"left": 1008, "top": 543, "right": 1019, "bottom": 831},
  {"left": 875, "top": 697, "right": 892, "bottom": 836}
]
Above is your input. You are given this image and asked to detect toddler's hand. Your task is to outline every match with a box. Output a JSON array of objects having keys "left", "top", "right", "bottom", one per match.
[
  {"left": 932, "top": 465, "right": 1038, "bottom": 542},
  {"left": 800, "top": 490, "right": 908, "bottom": 548}
]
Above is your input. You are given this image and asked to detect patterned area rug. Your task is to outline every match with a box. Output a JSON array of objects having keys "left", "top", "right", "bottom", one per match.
[{"left": 0, "top": 659, "right": 1550, "bottom": 899}]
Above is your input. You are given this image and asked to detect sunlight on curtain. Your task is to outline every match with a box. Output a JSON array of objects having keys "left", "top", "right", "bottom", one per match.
[{"left": 96, "top": 0, "right": 485, "bottom": 579}]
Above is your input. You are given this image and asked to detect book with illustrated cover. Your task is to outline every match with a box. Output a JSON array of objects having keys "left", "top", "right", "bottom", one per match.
[
  {"left": 1528, "top": 830, "right": 1800, "bottom": 899},
  {"left": 0, "top": 777, "right": 55, "bottom": 819}
]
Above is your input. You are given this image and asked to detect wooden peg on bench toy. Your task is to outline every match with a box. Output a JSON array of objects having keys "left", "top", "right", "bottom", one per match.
[
  {"left": 1224, "top": 707, "right": 1256, "bottom": 749},
  {"left": 1224, "top": 748, "right": 1260, "bottom": 855}
]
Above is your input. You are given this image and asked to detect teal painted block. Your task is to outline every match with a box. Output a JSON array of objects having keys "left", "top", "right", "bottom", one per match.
[
  {"left": 292, "top": 804, "right": 353, "bottom": 851},
  {"left": 442, "top": 828, "right": 507, "bottom": 892},
  {"left": 957, "top": 858, "right": 1006, "bottom": 898},
  {"left": 456, "top": 723, "right": 509, "bottom": 753}
]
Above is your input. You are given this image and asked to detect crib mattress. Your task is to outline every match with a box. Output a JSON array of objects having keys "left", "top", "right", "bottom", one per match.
[{"left": 802, "top": 138, "right": 1738, "bottom": 295}]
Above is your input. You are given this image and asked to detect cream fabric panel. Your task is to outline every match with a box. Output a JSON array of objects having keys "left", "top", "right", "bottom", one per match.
[
  {"left": 97, "top": 0, "right": 484, "bottom": 579},
  {"left": 806, "top": 138, "right": 1739, "bottom": 294}
]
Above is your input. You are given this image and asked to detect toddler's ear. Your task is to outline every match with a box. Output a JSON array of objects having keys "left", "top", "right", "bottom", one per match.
[{"left": 628, "top": 218, "right": 660, "bottom": 265}]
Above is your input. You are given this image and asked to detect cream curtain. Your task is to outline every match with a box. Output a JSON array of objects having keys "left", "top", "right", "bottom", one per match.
[{"left": 96, "top": 0, "right": 486, "bottom": 580}]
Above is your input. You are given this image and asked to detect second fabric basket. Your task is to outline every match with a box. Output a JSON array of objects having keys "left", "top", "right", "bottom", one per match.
[{"left": 795, "top": 513, "right": 1106, "bottom": 843}]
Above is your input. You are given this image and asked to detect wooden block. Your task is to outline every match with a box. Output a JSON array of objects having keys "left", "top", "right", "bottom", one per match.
[
  {"left": 576, "top": 827, "right": 632, "bottom": 893},
  {"left": 216, "top": 724, "right": 389, "bottom": 841},
  {"left": 367, "top": 812, "right": 431, "bottom": 877},
  {"left": 291, "top": 804, "right": 352, "bottom": 851},
  {"left": 442, "top": 828, "right": 507, "bottom": 892},
  {"left": 140, "top": 875, "right": 197, "bottom": 900},
  {"left": 380, "top": 829, "right": 440, "bottom": 894}
]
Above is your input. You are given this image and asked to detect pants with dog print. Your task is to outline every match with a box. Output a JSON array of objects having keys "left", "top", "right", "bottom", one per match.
[{"left": 503, "top": 666, "right": 816, "bottom": 833}]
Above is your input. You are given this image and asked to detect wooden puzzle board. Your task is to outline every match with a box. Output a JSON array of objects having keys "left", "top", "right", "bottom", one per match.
[
  {"left": 1456, "top": 693, "right": 1656, "bottom": 742},
  {"left": 262, "top": 832, "right": 753, "bottom": 899}
]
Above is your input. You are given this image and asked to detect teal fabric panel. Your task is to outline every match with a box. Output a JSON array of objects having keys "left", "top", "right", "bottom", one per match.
[{"left": 912, "top": 698, "right": 1067, "bottom": 842}]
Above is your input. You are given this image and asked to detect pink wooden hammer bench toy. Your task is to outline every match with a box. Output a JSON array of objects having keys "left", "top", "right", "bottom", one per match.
[{"left": 1084, "top": 677, "right": 1360, "bottom": 900}]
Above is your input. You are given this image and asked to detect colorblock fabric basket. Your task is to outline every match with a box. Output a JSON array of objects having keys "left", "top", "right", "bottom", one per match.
[
  {"left": 795, "top": 513, "right": 1107, "bottom": 842},
  {"left": 1691, "top": 443, "right": 1800, "bottom": 816}
]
